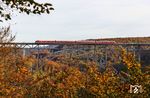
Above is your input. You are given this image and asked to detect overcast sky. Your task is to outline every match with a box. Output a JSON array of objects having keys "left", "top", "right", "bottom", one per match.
[{"left": 5, "top": 0, "right": 150, "bottom": 42}]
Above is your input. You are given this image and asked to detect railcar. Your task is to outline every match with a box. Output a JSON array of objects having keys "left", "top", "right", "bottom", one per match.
[{"left": 35, "top": 40, "right": 116, "bottom": 45}]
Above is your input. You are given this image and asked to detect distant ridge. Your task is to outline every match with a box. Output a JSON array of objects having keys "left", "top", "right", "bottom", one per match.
[{"left": 89, "top": 37, "right": 150, "bottom": 43}]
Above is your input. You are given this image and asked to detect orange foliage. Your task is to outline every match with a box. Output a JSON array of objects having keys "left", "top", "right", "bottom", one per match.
[{"left": 0, "top": 47, "right": 149, "bottom": 97}]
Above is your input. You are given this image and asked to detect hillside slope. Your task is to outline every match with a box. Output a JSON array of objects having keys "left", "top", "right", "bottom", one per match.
[{"left": 90, "top": 37, "right": 150, "bottom": 43}]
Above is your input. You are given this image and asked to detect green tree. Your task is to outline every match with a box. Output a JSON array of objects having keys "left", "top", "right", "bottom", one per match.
[{"left": 0, "top": 0, "right": 54, "bottom": 21}]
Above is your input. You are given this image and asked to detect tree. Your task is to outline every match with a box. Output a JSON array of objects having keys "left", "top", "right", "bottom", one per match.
[
  {"left": 0, "top": 26, "right": 15, "bottom": 42},
  {"left": 0, "top": 0, "right": 54, "bottom": 21}
]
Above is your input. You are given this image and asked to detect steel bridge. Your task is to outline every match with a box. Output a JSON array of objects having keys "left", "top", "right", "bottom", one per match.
[{"left": 0, "top": 42, "right": 150, "bottom": 71}]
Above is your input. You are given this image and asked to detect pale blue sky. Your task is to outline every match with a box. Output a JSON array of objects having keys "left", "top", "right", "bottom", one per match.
[{"left": 3, "top": 0, "right": 150, "bottom": 42}]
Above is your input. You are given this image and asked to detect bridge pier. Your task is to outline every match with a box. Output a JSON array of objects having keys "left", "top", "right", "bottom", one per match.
[{"left": 0, "top": 43, "right": 149, "bottom": 71}]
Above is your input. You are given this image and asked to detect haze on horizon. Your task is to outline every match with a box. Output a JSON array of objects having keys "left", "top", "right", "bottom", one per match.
[{"left": 3, "top": 0, "right": 150, "bottom": 42}]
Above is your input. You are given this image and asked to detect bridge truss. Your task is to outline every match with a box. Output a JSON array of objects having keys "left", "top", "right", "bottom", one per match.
[{"left": 0, "top": 43, "right": 150, "bottom": 71}]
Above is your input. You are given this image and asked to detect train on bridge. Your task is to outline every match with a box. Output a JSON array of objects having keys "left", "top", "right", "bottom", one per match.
[{"left": 35, "top": 40, "right": 116, "bottom": 45}]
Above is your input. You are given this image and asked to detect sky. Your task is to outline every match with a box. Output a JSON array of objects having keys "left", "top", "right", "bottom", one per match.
[{"left": 2, "top": 0, "right": 150, "bottom": 42}]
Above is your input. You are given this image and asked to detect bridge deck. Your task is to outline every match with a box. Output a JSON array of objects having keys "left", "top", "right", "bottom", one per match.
[{"left": 0, "top": 42, "right": 150, "bottom": 46}]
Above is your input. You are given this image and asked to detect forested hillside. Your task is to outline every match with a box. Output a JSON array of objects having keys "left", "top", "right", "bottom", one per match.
[{"left": 90, "top": 37, "right": 150, "bottom": 43}]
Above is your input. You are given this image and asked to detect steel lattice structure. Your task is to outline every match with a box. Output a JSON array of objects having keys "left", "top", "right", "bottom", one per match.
[{"left": 0, "top": 42, "right": 150, "bottom": 71}]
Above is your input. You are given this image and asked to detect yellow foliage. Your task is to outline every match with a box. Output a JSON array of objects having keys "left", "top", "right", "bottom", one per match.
[
  {"left": 121, "top": 48, "right": 141, "bottom": 69},
  {"left": 0, "top": 46, "right": 149, "bottom": 97}
]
